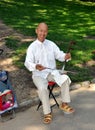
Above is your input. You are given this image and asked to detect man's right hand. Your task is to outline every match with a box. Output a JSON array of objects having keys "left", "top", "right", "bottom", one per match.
[{"left": 36, "top": 64, "right": 46, "bottom": 71}]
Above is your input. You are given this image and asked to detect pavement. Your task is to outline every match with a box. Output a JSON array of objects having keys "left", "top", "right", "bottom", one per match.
[{"left": 0, "top": 85, "right": 95, "bottom": 130}]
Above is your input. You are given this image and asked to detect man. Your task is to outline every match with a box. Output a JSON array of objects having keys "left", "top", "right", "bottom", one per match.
[{"left": 24, "top": 22, "right": 75, "bottom": 124}]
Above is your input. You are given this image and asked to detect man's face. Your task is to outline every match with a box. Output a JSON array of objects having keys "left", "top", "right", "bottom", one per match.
[{"left": 36, "top": 23, "right": 48, "bottom": 42}]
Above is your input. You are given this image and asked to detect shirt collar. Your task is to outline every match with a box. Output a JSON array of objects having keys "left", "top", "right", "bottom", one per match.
[{"left": 36, "top": 39, "right": 46, "bottom": 45}]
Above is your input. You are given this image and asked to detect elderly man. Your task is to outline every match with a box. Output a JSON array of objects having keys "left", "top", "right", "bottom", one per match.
[{"left": 24, "top": 22, "right": 75, "bottom": 124}]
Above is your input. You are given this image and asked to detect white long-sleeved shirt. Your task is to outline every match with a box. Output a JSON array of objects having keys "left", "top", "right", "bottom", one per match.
[{"left": 24, "top": 39, "right": 66, "bottom": 79}]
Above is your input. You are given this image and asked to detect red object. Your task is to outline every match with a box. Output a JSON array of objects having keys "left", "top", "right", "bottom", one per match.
[
  {"left": 48, "top": 81, "right": 56, "bottom": 86},
  {"left": 0, "top": 90, "right": 14, "bottom": 111}
]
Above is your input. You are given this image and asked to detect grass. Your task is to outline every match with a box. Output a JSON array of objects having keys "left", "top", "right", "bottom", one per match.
[{"left": 0, "top": 0, "right": 95, "bottom": 82}]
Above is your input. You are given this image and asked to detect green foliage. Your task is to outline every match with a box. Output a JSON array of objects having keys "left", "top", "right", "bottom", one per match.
[
  {"left": 5, "top": 37, "right": 31, "bottom": 68},
  {"left": 12, "top": 42, "right": 31, "bottom": 68},
  {"left": 66, "top": 65, "right": 92, "bottom": 82},
  {"left": 1, "top": 0, "right": 95, "bottom": 82},
  {"left": 5, "top": 37, "right": 20, "bottom": 49},
  {"left": 0, "top": 0, "right": 95, "bottom": 41}
]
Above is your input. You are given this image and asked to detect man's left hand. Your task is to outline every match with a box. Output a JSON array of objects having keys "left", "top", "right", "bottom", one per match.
[{"left": 65, "top": 53, "right": 71, "bottom": 61}]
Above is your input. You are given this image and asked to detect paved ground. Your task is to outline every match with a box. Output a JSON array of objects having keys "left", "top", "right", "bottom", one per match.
[{"left": 0, "top": 86, "right": 95, "bottom": 130}]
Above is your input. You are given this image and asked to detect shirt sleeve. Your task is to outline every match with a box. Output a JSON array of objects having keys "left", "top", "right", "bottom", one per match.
[
  {"left": 24, "top": 45, "right": 36, "bottom": 71},
  {"left": 53, "top": 43, "right": 66, "bottom": 62}
]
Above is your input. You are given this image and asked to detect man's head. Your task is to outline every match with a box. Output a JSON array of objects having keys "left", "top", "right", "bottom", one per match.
[{"left": 35, "top": 22, "right": 48, "bottom": 42}]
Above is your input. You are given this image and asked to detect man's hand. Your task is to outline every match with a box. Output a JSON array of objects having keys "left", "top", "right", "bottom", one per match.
[
  {"left": 36, "top": 64, "right": 46, "bottom": 71},
  {"left": 65, "top": 53, "right": 71, "bottom": 61}
]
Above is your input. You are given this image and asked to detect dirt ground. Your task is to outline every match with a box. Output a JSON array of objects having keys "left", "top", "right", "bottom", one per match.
[
  {"left": 0, "top": 20, "right": 37, "bottom": 106},
  {"left": 0, "top": 20, "right": 95, "bottom": 107}
]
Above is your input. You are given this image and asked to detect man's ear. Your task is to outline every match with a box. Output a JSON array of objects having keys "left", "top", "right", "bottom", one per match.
[{"left": 35, "top": 29, "right": 37, "bottom": 34}]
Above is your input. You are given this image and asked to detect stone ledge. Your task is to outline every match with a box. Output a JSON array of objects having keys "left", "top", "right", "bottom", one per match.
[{"left": 17, "top": 79, "right": 95, "bottom": 111}]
